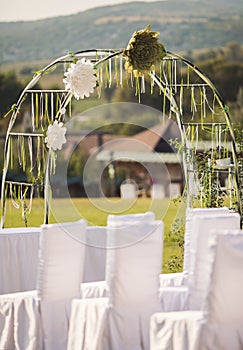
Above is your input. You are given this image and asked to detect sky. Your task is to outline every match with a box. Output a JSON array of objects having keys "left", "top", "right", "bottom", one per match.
[{"left": 0, "top": 0, "right": 158, "bottom": 22}]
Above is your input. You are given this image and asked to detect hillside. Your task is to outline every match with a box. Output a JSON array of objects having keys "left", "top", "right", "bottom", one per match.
[{"left": 0, "top": 0, "right": 243, "bottom": 64}]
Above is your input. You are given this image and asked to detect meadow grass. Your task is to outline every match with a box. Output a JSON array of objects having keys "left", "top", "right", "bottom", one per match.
[{"left": 3, "top": 197, "right": 186, "bottom": 272}]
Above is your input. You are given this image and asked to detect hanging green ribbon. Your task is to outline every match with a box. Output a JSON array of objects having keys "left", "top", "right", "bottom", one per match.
[{"left": 3, "top": 104, "right": 18, "bottom": 119}]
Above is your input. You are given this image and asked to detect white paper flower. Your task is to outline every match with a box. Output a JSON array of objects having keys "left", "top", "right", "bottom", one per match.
[
  {"left": 45, "top": 121, "right": 67, "bottom": 150},
  {"left": 63, "top": 58, "right": 97, "bottom": 99}
]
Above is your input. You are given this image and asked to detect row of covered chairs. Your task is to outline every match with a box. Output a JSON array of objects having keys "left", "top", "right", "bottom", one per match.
[
  {"left": 69, "top": 208, "right": 242, "bottom": 350},
  {"left": 0, "top": 212, "right": 163, "bottom": 349},
  {"left": 0, "top": 208, "right": 242, "bottom": 349}
]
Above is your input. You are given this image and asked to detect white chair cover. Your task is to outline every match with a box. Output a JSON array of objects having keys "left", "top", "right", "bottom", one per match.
[
  {"left": 0, "top": 227, "right": 40, "bottom": 294},
  {"left": 159, "top": 272, "right": 187, "bottom": 288},
  {"left": 150, "top": 310, "right": 204, "bottom": 350},
  {"left": 37, "top": 220, "right": 87, "bottom": 350},
  {"left": 106, "top": 219, "right": 163, "bottom": 349},
  {"left": 0, "top": 290, "right": 41, "bottom": 350},
  {"left": 68, "top": 298, "right": 110, "bottom": 350},
  {"left": 80, "top": 212, "right": 157, "bottom": 299},
  {"left": 68, "top": 213, "right": 163, "bottom": 350},
  {"left": 183, "top": 207, "right": 230, "bottom": 273},
  {"left": 0, "top": 220, "right": 88, "bottom": 349},
  {"left": 81, "top": 281, "right": 108, "bottom": 299},
  {"left": 188, "top": 212, "right": 240, "bottom": 309},
  {"left": 158, "top": 208, "right": 232, "bottom": 313},
  {"left": 200, "top": 231, "right": 243, "bottom": 349},
  {"left": 159, "top": 207, "right": 230, "bottom": 289},
  {"left": 150, "top": 230, "right": 243, "bottom": 350},
  {"left": 83, "top": 226, "right": 107, "bottom": 283},
  {"left": 107, "top": 211, "right": 155, "bottom": 227}
]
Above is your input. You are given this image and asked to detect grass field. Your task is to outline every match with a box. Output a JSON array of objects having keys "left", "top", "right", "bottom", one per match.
[{"left": 2, "top": 197, "right": 186, "bottom": 273}]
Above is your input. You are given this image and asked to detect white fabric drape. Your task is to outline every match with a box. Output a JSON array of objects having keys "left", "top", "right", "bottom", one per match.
[
  {"left": 150, "top": 311, "right": 204, "bottom": 350},
  {"left": 0, "top": 290, "right": 42, "bottom": 350},
  {"left": 81, "top": 281, "right": 108, "bottom": 299},
  {"left": 159, "top": 272, "right": 187, "bottom": 287},
  {"left": 68, "top": 298, "right": 110, "bottom": 350}
]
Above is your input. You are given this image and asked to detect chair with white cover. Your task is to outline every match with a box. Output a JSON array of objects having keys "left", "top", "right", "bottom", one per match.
[
  {"left": 159, "top": 207, "right": 230, "bottom": 288},
  {"left": 0, "top": 219, "right": 87, "bottom": 350},
  {"left": 80, "top": 211, "right": 156, "bottom": 299},
  {"left": 158, "top": 210, "right": 240, "bottom": 313},
  {"left": 150, "top": 230, "right": 243, "bottom": 350},
  {"left": 67, "top": 212, "right": 164, "bottom": 350},
  {"left": 188, "top": 212, "right": 240, "bottom": 310},
  {"left": 37, "top": 220, "right": 87, "bottom": 350}
]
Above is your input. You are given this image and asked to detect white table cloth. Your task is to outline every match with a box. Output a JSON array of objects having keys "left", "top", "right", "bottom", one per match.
[
  {"left": 0, "top": 227, "right": 40, "bottom": 294},
  {"left": 0, "top": 224, "right": 108, "bottom": 296},
  {"left": 83, "top": 226, "right": 107, "bottom": 283}
]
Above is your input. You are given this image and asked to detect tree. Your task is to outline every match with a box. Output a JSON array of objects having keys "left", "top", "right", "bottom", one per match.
[
  {"left": 224, "top": 42, "right": 243, "bottom": 62},
  {"left": 0, "top": 71, "right": 24, "bottom": 133},
  {"left": 198, "top": 59, "right": 243, "bottom": 102},
  {"left": 0, "top": 71, "right": 23, "bottom": 116}
]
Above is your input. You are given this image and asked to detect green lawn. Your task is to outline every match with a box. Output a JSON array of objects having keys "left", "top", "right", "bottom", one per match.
[{"left": 2, "top": 197, "right": 186, "bottom": 273}]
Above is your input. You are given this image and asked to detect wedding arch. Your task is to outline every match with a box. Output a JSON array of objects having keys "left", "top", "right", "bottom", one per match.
[{"left": 1, "top": 25, "right": 241, "bottom": 227}]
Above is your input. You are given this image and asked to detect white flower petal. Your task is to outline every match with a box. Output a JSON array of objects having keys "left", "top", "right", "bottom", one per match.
[
  {"left": 45, "top": 121, "right": 67, "bottom": 151},
  {"left": 63, "top": 58, "right": 97, "bottom": 100}
]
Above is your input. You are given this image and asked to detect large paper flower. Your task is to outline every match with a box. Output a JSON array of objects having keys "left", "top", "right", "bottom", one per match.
[
  {"left": 45, "top": 121, "right": 67, "bottom": 150},
  {"left": 63, "top": 58, "right": 97, "bottom": 99},
  {"left": 123, "top": 25, "right": 166, "bottom": 76}
]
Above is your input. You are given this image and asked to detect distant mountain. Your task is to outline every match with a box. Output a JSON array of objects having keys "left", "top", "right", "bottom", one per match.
[{"left": 0, "top": 0, "right": 243, "bottom": 64}]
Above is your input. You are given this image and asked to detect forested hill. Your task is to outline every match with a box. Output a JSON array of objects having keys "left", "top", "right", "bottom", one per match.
[{"left": 0, "top": 0, "right": 243, "bottom": 64}]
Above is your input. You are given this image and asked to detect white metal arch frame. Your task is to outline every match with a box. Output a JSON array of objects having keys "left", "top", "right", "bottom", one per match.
[{"left": 0, "top": 47, "right": 241, "bottom": 227}]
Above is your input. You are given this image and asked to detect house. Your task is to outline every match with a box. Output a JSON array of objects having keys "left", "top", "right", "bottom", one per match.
[
  {"left": 51, "top": 118, "right": 184, "bottom": 198},
  {"left": 95, "top": 119, "right": 184, "bottom": 198}
]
